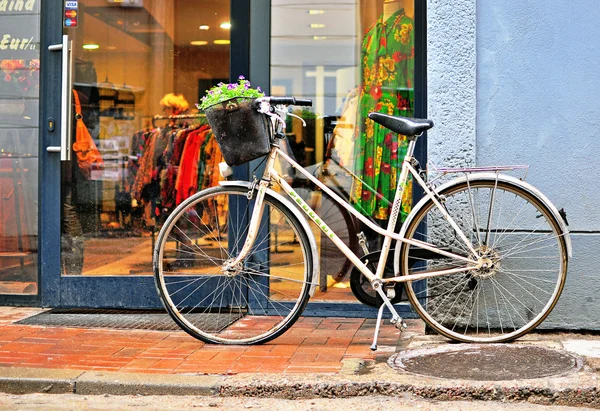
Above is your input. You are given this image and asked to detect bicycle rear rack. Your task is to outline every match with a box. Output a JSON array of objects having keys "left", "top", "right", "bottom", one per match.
[{"left": 435, "top": 165, "right": 529, "bottom": 174}]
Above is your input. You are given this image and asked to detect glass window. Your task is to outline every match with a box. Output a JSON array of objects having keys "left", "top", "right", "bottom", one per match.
[
  {"left": 61, "top": 1, "right": 230, "bottom": 276},
  {"left": 271, "top": 0, "right": 417, "bottom": 301},
  {"left": 0, "top": 2, "right": 41, "bottom": 294}
]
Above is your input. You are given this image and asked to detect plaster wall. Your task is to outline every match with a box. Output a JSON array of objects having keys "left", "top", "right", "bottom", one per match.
[
  {"left": 429, "top": 0, "right": 600, "bottom": 328},
  {"left": 476, "top": 0, "right": 600, "bottom": 231},
  {"left": 427, "top": 0, "right": 477, "bottom": 171},
  {"left": 477, "top": 0, "right": 600, "bottom": 328}
]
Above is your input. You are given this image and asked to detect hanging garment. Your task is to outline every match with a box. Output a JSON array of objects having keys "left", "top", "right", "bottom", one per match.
[
  {"left": 131, "top": 131, "right": 158, "bottom": 201},
  {"left": 350, "top": 8, "right": 415, "bottom": 221},
  {"left": 160, "top": 128, "right": 191, "bottom": 209},
  {"left": 200, "top": 132, "right": 223, "bottom": 191},
  {"left": 72, "top": 90, "right": 103, "bottom": 179},
  {"left": 175, "top": 128, "right": 206, "bottom": 205}
]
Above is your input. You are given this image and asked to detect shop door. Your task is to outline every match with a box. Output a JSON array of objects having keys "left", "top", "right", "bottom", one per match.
[{"left": 40, "top": 0, "right": 235, "bottom": 308}]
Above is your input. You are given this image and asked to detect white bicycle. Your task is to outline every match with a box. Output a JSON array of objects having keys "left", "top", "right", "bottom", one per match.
[{"left": 153, "top": 96, "right": 571, "bottom": 348}]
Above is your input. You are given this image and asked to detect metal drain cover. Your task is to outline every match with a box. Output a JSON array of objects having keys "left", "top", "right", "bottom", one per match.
[{"left": 389, "top": 344, "right": 582, "bottom": 381}]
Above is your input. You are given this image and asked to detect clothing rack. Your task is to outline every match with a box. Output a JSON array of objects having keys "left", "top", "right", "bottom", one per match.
[{"left": 151, "top": 113, "right": 206, "bottom": 129}]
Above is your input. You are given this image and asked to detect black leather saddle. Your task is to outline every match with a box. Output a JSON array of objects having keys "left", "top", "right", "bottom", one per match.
[{"left": 368, "top": 112, "right": 434, "bottom": 136}]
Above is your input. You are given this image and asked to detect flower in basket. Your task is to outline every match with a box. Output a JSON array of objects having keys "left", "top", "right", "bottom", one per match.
[
  {"left": 197, "top": 76, "right": 270, "bottom": 167},
  {"left": 197, "top": 75, "right": 265, "bottom": 110}
]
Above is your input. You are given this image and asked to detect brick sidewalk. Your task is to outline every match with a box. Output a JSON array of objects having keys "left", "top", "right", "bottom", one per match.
[{"left": 0, "top": 307, "right": 422, "bottom": 376}]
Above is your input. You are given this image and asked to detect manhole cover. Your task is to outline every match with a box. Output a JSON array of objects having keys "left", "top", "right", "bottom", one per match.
[{"left": 389, "top": 344, "right": 582, "bottom": 381}]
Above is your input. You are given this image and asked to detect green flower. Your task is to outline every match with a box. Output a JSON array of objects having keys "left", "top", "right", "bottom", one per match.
[{"left": 197, "top": 75, "right": 265, "bottom": 110}]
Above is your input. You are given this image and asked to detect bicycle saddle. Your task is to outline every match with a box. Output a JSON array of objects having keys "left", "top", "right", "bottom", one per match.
[{"left": 368, "top": 112, "right": 434, "bottom": 136}]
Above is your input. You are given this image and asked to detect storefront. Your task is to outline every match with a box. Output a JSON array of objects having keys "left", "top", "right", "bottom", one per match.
[{"left": 0, "top": 0, "right": 425, "bottom": 316}]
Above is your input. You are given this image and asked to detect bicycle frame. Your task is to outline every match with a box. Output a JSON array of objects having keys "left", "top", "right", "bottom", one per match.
[{"left": 226, "top": 135, "right": 482, "bottom": 300}]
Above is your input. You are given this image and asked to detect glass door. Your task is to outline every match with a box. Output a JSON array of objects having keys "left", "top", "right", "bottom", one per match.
[{"left": 41, "top": 0, "right": 233, "bottom": 307}]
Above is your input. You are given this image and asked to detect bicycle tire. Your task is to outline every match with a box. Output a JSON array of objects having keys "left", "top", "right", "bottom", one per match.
[
  {"left": 153, "top": 185, "right": 314, "bottom": 344},
  {"left": 398, "top": 177, "right": 568, "bottom": 343}
]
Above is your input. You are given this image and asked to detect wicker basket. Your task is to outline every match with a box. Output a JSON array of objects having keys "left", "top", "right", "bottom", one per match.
[{"left": 204, "top": 98, "right": 271, "bottom": 166}]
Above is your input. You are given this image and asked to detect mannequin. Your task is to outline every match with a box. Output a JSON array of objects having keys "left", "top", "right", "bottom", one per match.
[
  {"left": 383, "top": 0, "right": 414, "bottom": 21},
  {"left": 350, "top": 0, "right": 415, "bottom": 221}
]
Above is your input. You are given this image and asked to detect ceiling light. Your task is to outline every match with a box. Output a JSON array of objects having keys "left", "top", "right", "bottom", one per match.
[
  {"left": 313, "top": 36, "right": 327, "bottom": 40},
  {"left": 82, "top": 44, "right": 99, "bottom": 50},
  {"left": 213, "top": 39, "right": 230, "bottom": 45},
  {"left": 310, "top": 23, "right": 325, "bottom": 28},
  {"left": 220, "top": 22, "right": 231, "bottom": 30},
  {"left": 106, "top": 45, "right": 117, "bottom": 50},
  {"left": 308, "top": 10, "right": 325, "bottom": 15},
  {"left": 190, "top": 40, "right": 208, "bottom": 46},
  {"left": 199, "top": 25, "right": 209, "bottom": 30}
]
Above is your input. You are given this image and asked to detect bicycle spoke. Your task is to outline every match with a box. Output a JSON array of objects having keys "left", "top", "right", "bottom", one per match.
[{"left": 155, "top": 187, "right": 312, "bottom": 344}]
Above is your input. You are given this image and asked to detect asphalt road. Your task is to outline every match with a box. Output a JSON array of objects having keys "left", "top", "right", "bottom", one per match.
[{"left": 0, "top": 393, "right": 594, "bottom": 410}]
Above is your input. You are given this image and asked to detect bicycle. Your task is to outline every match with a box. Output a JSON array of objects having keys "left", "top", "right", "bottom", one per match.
[{"left": 153, "top": 96, "right": 571, "bottom": 348}]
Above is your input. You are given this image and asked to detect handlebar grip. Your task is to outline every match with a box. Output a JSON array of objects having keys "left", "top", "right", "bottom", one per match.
[
  {"left": 292, "top": 98, "right": 313, "bottom": 107},
  {"left": 268, "top": 97, "right": 313, "bottom": 107}
]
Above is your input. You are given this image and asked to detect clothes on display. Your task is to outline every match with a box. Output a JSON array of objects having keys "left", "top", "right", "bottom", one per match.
[
  {"left": 126, "top": 122, "right": 223, "bottom": 228},
  {"left": 350, "top": 5, "right": 415, "bottom": 221}
]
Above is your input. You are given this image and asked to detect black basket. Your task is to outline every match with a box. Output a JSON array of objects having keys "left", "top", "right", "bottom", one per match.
[{"left": 204, "top": 98, "right": 271, "bottom": 166}]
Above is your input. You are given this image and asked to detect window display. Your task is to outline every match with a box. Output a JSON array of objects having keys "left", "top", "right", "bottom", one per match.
[{"left": 271, "top": 0, "right": 418, "bottom": 302}]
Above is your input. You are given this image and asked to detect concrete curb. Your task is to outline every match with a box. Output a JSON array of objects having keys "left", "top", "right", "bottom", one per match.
[
  {"left": 0, "top": 365, "right": 598, "bottom": 408},
  {"left": 0, "top": 368, "right": 83, "bottom": 394}
]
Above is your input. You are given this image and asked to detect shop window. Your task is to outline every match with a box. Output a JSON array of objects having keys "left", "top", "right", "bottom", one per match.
[{"left": 271, "top": 0, "right": 420, "bottom": 302}]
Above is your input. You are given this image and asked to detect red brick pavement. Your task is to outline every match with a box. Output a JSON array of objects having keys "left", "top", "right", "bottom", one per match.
[{"left": 0, "top": 307, "right": 423, "bottom": 376}]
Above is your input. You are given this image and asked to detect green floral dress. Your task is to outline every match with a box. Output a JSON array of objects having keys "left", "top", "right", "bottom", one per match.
[{"left": 350, "top": 8, "right": 414, "bottom": 221}]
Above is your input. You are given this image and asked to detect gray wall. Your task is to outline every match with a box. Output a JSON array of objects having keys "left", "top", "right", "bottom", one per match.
[{"left": 429, "top": 0, "right": 600, "bottom": 329}]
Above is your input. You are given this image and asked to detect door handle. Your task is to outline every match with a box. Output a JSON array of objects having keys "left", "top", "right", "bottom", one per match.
[{"left": 47, "top": 35, "right": 73, "bottom": 161}]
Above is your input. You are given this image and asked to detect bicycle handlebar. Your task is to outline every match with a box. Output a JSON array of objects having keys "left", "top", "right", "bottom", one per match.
[
  {"left": 269, "top": 97, "right": 312, "bottom": 106},
  {"left": 253, "top": 97, "right": 313, "bottom": 109}
]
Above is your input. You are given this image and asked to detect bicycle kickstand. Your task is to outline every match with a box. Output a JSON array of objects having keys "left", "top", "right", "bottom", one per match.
[{"left": 370, "top": 285, "right": 408, "bottom": 351}]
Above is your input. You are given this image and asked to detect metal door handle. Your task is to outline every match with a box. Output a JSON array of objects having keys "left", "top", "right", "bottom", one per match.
[{"left": 47, "top": 35, "right": 73, "bottom": 161}]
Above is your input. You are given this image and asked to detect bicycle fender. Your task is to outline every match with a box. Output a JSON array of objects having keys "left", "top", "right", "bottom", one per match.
[
  {"left": 397, "top": 173, "right": 572, "bottom": 264},
  {"left": 219, "top": 180, "right": 320, "bottom": 296}
]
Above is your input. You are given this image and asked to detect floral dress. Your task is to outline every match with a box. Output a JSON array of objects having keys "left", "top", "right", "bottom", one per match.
[{"left": 350, "top": 8, "right": 414, "bottom": 221}]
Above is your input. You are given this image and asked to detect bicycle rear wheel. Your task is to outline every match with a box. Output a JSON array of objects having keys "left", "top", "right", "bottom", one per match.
[
  {"left": 399, "top": 178, "right": 568, "bottom": 343},
  {"left": 154, "top": 185, "right": 314, "bottom": 344}
]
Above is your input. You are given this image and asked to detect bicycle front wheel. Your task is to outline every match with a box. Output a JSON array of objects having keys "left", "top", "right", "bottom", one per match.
[
  {"left": 399, "top": 178, "right": 568, "bottom": 343},
  {"left": 154, "top": 185, "right": 314, "bottom": 344}
]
